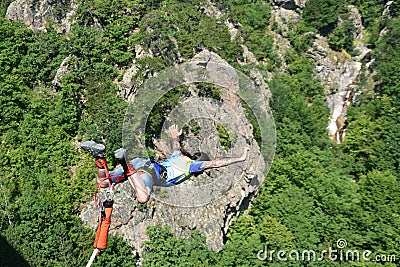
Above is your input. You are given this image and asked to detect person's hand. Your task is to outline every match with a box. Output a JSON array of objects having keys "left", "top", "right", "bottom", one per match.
[{"left": 166, "top": 124, "right": 182, "bottom": 139}]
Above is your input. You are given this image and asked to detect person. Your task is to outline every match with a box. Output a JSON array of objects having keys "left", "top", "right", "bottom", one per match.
[{"left": 81, "top": 125, "right": 250, "bottom": 203}]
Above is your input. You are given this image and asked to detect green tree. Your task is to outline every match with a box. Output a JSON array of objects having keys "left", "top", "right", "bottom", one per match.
[
  {"left": 375, "top": 18, "right": 400, "bottom": 98},
  {"left": 303, "top": 0, "right": 347, "bottom": 35},
  {"left": 328, "top": 21, "right": 356, "bottom": 54},
  {"left": 142, "top": 226, "right": 218, "bottom": 267},
  {"left": 220, "top": 214, "right": 294, "bottom": 266},
  {"left": 354, "top": 170, "right": 400, "bottom": 255}
]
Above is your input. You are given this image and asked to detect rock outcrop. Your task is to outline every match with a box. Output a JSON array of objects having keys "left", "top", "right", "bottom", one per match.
[
  {"left": 269, "top": 2, "right": 372, "bottom": 143},
  {"left": 80, "top": 51, "right": 269, "bottom": 252},
  {"left": 382, "top": 1, "right": 397, "bottom": 22},
  {"left": 307, "top": 6, "right": 372, "bottom": 143},
  {"left": 307, "top": 37, "right": 362, "bottom": 142},
  {"left": 6, "top": 0, "right": 77, "bottom": 32},
  {"left": 380, "top": 1, "right": 397, "bottom": 37},
  {"left": 272, "top": 7, "right": 302, "bottom": 36},
  {"left": 52, "top": 55, "right": 73, "bottom": 90}
]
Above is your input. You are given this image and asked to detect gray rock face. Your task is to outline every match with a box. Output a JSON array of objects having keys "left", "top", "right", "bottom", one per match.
[
  {"left": 81, "top": 52, "right": 269, "bottom": 252},
  {"left": 348, "top": 5, "right": 364, "bottom": 40},
  {"left": 380, "top": 1, "right": 396, "bottom": 37},
  {"left": 382, "top": 1, "right": 396, "bottom": 21},
  {"left": 272, "top": 7, "right": 302, "bottom": 36},
  {"left": 6, "top": 0, "right": 77, "bottom": 32},
  {"left": 308, "top": 37, "right": 361, "bottom": 141},
  {"left": 119, "top": 64, "right": 140, "bottom": 101},
  {"left": 307, "top": 4, "right": 372, "bottom": 143},
  {"left": 269, "top": 3, "right": 372, "bottom": 143},
  {"left": 52, "top": 55, "right": 73, "bottom": 89}
]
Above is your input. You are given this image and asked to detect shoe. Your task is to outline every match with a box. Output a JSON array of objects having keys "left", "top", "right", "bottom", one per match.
[
  {"left": 81, "top": 140, "right": 106, "bottom": 158},
  {"left": 114, "top": 148, "right": 127, "bottom": 163}
]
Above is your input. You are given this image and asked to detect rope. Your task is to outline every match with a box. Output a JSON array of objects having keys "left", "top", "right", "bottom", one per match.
[{"left": 86, "top": 248, "right": 99, "bottom": 267}]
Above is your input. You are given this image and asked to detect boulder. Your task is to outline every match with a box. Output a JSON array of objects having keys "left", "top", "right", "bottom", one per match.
[
  {"left": 6, "top": 0, "right": 77, "bottom": 33},
  {"left": 272, "top": 7, "right": 301, "bottom": 35},
  {"left": 348, "top": 5, "right": 363, "bottom": 40}
]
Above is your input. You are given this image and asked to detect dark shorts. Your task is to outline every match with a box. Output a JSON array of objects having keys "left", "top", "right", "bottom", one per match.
[{"left": 109, "top": 158, "right": 154, "bottom": 190}]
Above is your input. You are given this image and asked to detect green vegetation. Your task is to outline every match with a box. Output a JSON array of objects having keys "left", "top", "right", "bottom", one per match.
[
  {"left": 225, "top": 0, "right": 274, "bottom": 62},
  {"left": 328, "top": 20, "right": 356, "bottom": 54},
  {"left": 303, "top": 0, "right": 348, "bottom": 36},
  {"left": 142, "top": 226, "right": 218, "bottom": 266},
  {"left": 303, "top": 0, "right": 358, "bottom": 53},
  {"left": 216, "top": 123, "right": 233, "bottom": 151},
  {"left": 1, "top": 0, "right": 399, "bottom": 266},
  {"left": 196, "top": 83, "right": 222, "bottom": 101},
  {"left": 188, "top": 120, "right": 201, "bottom": 136},
  {"left": 0, "top": 2, "right": 134, "bottom": 265}
]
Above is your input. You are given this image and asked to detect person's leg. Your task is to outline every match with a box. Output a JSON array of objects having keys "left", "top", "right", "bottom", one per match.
[
  {"left": 114, "top": 148, "right": 153, "bottom": 203},
  {"left": 114, "top": 148, "right": 137, "bottom": 175},
  {"left": 81, "top": 141, "right": 110, "bottom": 187},
  {"left": 198, "top": 147, "right": 250, "bottom": 170},
  {"left": 128, "top": 172, "right": 152, "bottom": 203},
  {"left": 97, "top": 168, "right": 109, "bottom": 188},
  {"left": 94, "top": 157, "right": 112, "bottom": 188}
]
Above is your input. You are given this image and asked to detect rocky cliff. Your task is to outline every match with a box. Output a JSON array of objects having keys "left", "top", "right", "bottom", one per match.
[
  {"left": 6, "top": 0, "right": 77, "bottom": 32},
  {"left": 80, "top": 50, "right": 271, "bottom": 253},
  {"left": 307, "top": 6, "right": 372, "bottom": 143},
  {"left": 271, "top": 1, "right": 373, "bottom": 143}
]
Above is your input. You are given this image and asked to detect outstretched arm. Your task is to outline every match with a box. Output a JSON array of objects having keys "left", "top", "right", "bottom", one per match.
[
  {"left": 200, "top": 147, "right": 250, "bottom": 170},
  {"left": 166, "top": 124, "right": 182, "bottom": 151}
]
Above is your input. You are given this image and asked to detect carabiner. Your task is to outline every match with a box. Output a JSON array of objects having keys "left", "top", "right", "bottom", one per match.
[{"left": 105, "top": 188, "right": 114, "bottom": 202}]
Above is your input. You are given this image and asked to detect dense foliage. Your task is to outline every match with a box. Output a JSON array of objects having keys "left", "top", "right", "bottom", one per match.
[{"left": 0, "top": 0, "right": 399, "bottom": 266}]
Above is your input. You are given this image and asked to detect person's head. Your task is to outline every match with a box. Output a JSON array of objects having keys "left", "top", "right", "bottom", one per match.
[
  {"left": 180, "top": 149, "right": 210, "bottom": 161},
  {"left": 192, "top": 152, "right": 210, "bottom": 161}
]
